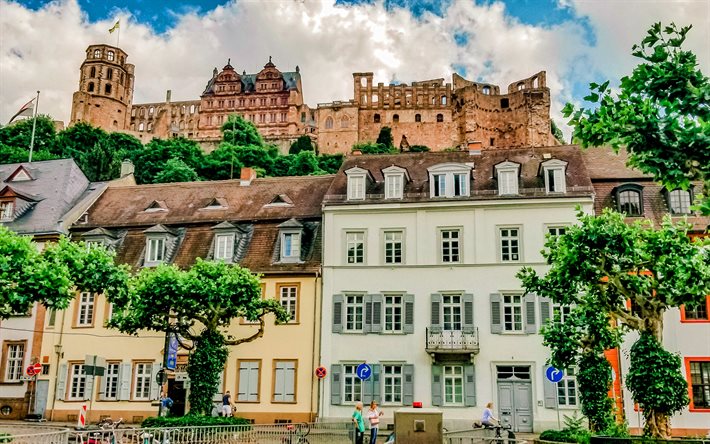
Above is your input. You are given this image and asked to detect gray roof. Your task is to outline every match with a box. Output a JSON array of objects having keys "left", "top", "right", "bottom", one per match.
[
  {"left": 0, "top": 159, "right": 91, "bottom": 236},
  {"left": 202, "top": 72, "right": 301, "bottom": 96}
]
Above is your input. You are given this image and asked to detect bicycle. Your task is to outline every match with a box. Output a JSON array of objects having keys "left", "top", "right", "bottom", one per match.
[
  {"left": 281, "top": 422, "right": 310, "bottom": 444},
  {"left": 483, "top": 423, "right": 515, "bottom": 444},
  {"left": 81, "top": 417, "right": 125, "bottom": 444}
]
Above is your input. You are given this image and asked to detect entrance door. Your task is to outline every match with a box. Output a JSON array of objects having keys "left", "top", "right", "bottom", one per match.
[
  {"left": 167, "top": 379, "right": 187, "bottom": 416},
  {"left": 34, "top": 380, "right": 49, "bottom": 417},
  {"left": 496, "top": 365, "right": 533, "bottom": 433}
]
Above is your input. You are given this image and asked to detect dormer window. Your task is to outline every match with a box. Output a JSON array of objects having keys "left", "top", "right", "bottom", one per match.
[
  {"left": 428, "top": 164, "right": 472, "bottom": 198},
  {"left": 540, "top": 159, "right": 568, "bottom": 194},
  {"left": 0, "top": 201, "right": 14, "bottom": 221},
  {"left": 203, "top": 198, "right": 228, "bottom": 210},
  {"left": 146, "top": 237, "right": 166, "bottom": 264},
  {"left": 345, "top": 167, "right": 371, "bottom": 201},
  {"left": 82, "top": 228, "right": 118, "bottom": 250},
  {"left": 495, "top": 161, "right": 520, "bottom": 196},
  {"left": 614, "top": 184, "right": 644, "bottom": 216},
  {"left": 666, "top": 189, "right": 692, "bottom": 215},
  {"left": 215, "top": 233, "right": 235, "bottom": 261},
  {"left": 278, "top": 219, "right": 304, "bottom": 263},
  {"left": 144, "top": 201, "right": 168, "bottom": 212},
  {"left": 143, "top": 225, "right": 178, "bottom": 267},
  {"left": 6, "top": 166, "right": 33, "bottom": 182},
  {"left": 383, "top": 166, "right": 409, "bottom": 200}
]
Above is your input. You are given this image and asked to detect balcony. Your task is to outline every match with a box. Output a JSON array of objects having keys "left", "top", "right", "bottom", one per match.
[{"left": 425, "top": 327, "right": 480, "bottom": 359}]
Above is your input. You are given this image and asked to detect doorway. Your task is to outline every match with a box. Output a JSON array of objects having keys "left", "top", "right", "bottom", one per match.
[
  {"left": 496, "top": 365, "right": 533, "bottom": 433},
  {"left": 167, "top": 379, "right": 187, "bottom": 416}
]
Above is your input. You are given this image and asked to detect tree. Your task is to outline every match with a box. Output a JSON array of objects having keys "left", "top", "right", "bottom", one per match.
[
  {"left": 563, "top": 23, "right": 710, "bottom": 214},
  {"left": 518, "top": 209, "right": 710, "bottom": 438},
  {"left": 550, "top": 121, "right": 565, "bottom": 145},
  {"left": 289, "top": 135, "right": 315, "bottom": 155},
  {"left": 126, "top": 137, "right": 205, "bottom": 184},
  {"left": 352, "top": 142, "right": 395, "bottom": 155},
  {"left": 108, "top": 260, "right": 288, "bottom": 415},
  {"left": 288, "top": 150, "right": 324, "bottom": 176},
  {"left": 0, "top": 227, "right": 129, "bottom": 319},
  {"left": 317, "top": 154, "right": 344, "bottom": 174},
  {"left": 376, "top": 126, "right": 394, "bottom": 149},
  {"left": 201, "top": 144, "right": 244, "bottom": 181},
  {"left": 154, "top": 158, "right": 200, "bottom": 183},
  {"left": 221, "top": 114, "right": 263, "bottom": 146},
  {"left": 0, "top": 116, "right": 58, "bottom": 163}
]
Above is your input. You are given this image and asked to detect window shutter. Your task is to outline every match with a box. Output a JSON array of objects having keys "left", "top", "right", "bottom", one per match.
[
  {"left": 524, "top": 293, "right": 537, "bottom": 334},
  {"left": 490, "top": 293, "right": 502, "bottom": 334},
  {"left": 371, "top": 294, "right": 383, "bottom": 334},
  {"left": 150, "top": 363, "right": 161, "bottom": 400},
  {"left": 539, "top": 297, "right": 552, "bottom": 332},
  {"left": 430, "top": 293, "right": 443, "bottom": 333},
  {"left": 364, "top": 294, "right": 373, "bottom": 334},
  {"left": 464, "top": 364, "right": 476, "bottom": 406},
  {"left": 118, "top": 362, "right": 132, "bottom": 400},
  {"left": 330, "top": 364, "right": 342, "bottom": 405},
  {"left": 84, "top": 371, "right": 95, "bottom": 401},
  {"left": 403, "top": 294, "right": 415, "bottom": 334},
  {"left": 285, "top": 362, "right": 296, "bottom": 402},
  {"left": 543, "top": 365, "right": 557, "bottom": 408},
  {"left": 463, "top": 293, "right": 474, "bottom": 333},
  {"left": 332, "top": 294, "right": 344, "bottom": 333},
  {"left": 249, "top": 363, "right": 259, "bottom": 401},
  {"left": 363, "top": 364, "right": 381, "bottom": 403},
  {"left": 431, "top": 364, "right": 443, "bottom": 406},
  {"left": 99, "top": 368, "right": 108, "bottom": 401},
  {"left": 56, "top": 363, "right": 68, "bottom": 400},
  {"left": 403, "top": 364, "right": 415, "bottom": 406}
]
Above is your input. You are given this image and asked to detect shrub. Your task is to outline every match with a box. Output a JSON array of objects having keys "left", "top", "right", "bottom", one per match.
[
  {"left": 408, "top": 145, "right": 430, "bottom": 152},
  {"left": 142, "top": 414, "right": 251, "bottom": 428},
  {"left": 352, "top": 142, "right": 395, "bottom": 154}
]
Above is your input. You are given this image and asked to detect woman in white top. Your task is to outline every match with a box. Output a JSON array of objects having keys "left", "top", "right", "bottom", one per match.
[{"left": 366, "top": 400, "right": 384, "bottom": 444}]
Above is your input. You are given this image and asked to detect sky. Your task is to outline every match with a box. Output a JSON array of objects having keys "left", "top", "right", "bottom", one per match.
[{"left": 1, "top": 0, "right": 708, "bottom": 138}]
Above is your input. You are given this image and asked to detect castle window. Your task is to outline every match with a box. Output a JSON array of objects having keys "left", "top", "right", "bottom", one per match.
[
  {"left": 500, "top": 98, "right": 509, "bottom": 109},
  {"left": 517, "top": 82, "right": 525, "bottom": 91},
  {"left": 271, "top": 98, "right": 277, "bottom": 106},
  {"left": 112, "top": 120, "right": 118, "bottom": 127},
  {"left": 218, "top": 100, "right": 224, "bottom": 108},
  {"left": 281, "top": 112, "right": 287, "bottom": 122},
  {"left": 87, "top": 82, "right": 95, "bottom": 93},
  {"left": 239, "top": 99, "right": 245, "bottom": 107},
  {"left": 271, "top": 82, "right": 277, "bottom": 89},
  {"left": 107, "top": 69, "right": 113, "bottom": 80},
  {"left": 107, "top": 51, "right": 115, "bottom": 61},
  {"left": 441, "top": 96, "right": 447, "bottom": 105},
  {"left": 372, "top": 94, "right": 378, "bottom": 104},
  {"left": 138, "top": 122, "right": 145, "bottom": 131},
  {"left": 93, "top": 49, "right": 101, "bottom": 58},
  {"left": 104, "top": 84, "right": 112, "bottom": 95},
  {"left": 260, "top": 98, "right": 266, "bottom": 106},
  {"left": 149, "top": 107, "right": 154, "bottom": 115},
  {"left": 374, "top": 114, "right": 381, "bottom": 123},
  {"left": 341, "top": 116, "right": 349, "bottom": 128},
  {"left": 301, "top": 112, "right": 306, "bottom": 123},
  {"left": 281, "top": 97, "right": 288, "bottom": 105},
  {"left": 190, "top": 104, "right": 196, "bottom": 114},
  {"left": 360, "top": 77, "right": 367, "bottom": 87},
  {"left": 89, "top": 67, "right": 96, "bottom": 78},
  {"left": 392, "top": 114, "right": 399, "bottom": 123},
  {"left": 436, "top": 114, "right": 444, "bottom": 123},
  {"left": 482, "top": 86, "right": 490, "bottom": 95},
  {"left": 415, "top": 114, "right": 421, "bottom": 122},
  {"left": 147, "top": 122, "right": 153, "bottom": 131}
]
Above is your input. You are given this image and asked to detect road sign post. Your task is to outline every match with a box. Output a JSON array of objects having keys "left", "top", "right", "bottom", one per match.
[
  {"left": 356, "top": 363, "right": 371, "bottom": 381},
  {"left": 546, "top": 366, "right": 564, "bottom": 430}
]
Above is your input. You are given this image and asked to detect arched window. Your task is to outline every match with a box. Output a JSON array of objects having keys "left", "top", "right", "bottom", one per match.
[
  {"left": 325, "top": 116, "right": 333, "bottom": 129},
  {"left": 441, "top": 96, "right": 447, "bottom": 105},
  {"left": 361, "top": 94, "right": 367, "bottom": 105},
  {"left": 149, "top": 107, "right": 154, "bottom": 115},
  {"left": 87, "top": 82, "right": 95, "bottom": 92},
  {"left": 93, "top": 49, "right": 101, "bottom": 58},
  {"left": 104, "top": 84, "right": 112, "bottom": 95},
  {"left": 615, "top": 184, "right": 643, "bottom": 216},
  {"left": 436, "top": 114, "right": 443, "bottom": 122},
  {"left": 532, "top": 77, "right": 539, "bottom": 88},
  {"left": 112, "top": 120, "right": 118, "bottom": 127},
  {"left": 482, "top": 86, "right": 490, "bottom": 95},
  {"left": 517, "top": 82, "right": 525, "bottom": 91},
  {"left": 341, "top": 116, "right": 349, "bottom": 128},
  {"left": 138, "top": 122, "right": 145, "bottom": 131},
  {"left": 372, "top": 94, "right": 378, "bottom": 104},
  {"left": 415, "top": 114, "right": 421, "bottom": 122},
  {"left": 393, "top": 114, "right": 399, "bottom": 123},
  {"left": 190, "top": 104, "right": 196, "bottom": 114},
  {"left": 107, "top": 51, "right": 115, "bottom": 61},
  {"left": 360, "top": 77, "right": 367, "bottom": 87},
  {"left": 147, "top": 122, "right": 153, "bottom": 131},
  {"left": 374, "top": 114, "right": 381, "bottom": 123},
  {"left": 107, "top": 69, "right": 113, "bottom": 81},
  {"left": 90, "top": 67, "right": 96, "bottom": 78}
]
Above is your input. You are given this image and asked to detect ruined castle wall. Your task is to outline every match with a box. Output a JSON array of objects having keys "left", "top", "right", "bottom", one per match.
[{"left": 316, "top": 104, "right": 359, "bottom": 154}]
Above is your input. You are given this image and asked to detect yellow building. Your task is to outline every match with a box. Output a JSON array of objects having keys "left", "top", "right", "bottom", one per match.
[{"left": 40, "top": 170, "right": 332, "bottom": 423}]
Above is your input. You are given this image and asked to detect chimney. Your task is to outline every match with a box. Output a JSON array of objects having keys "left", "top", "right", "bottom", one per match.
[
  {"left": 240, "top": 167, "right": 257, "bottom": 186},
  {"left": 467, "top": 140, "right": 482, "bottom": 156},
  {"left": 120, "top": 159, "right": 135, "bottom": 177},
  {"left": 166, "top": 90, "right": 172, "bottom": 103}
]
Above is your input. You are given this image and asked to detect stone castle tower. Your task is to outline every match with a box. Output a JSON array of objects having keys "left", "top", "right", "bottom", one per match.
[{"left": 70, "top": 44, "right": 134, "bottom": 130}]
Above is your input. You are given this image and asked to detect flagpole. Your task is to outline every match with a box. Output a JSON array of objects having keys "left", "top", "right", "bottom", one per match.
[
  {"left": 28, "top": 90, "right": 40, "bottom": 163},
  {"left": 116, "top": 21, "right": 120, "bottom": 47}
]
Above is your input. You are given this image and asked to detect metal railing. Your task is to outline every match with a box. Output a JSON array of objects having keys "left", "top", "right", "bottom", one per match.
[
  {"left": 0, "top": 428, "right": 69, "bottom": 444},
  {"left": 443, "top": 427, "right": 529, "bottom": 444},
  {"left": 426, "top": 327, "right": 480, "bottom": 354}
]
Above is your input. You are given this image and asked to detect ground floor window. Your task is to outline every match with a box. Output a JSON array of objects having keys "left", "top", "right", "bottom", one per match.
[
  {"left": 343, "top": 364, "right": 362, "bottom": 403},
  {"left": 557, "top": 367, "right": 578, "bottom": 406},
  {"left": 688, "top": 359, "right": 710, "bottom": 409},
  {"left": 383, "top": 365, "right": 403, "bottom": 404},
  {"left": 443, "top": 365, "right": 464, "bottom": 405},
  {"left": 68, "top": 364, "right": 86, "bottom": 400}
]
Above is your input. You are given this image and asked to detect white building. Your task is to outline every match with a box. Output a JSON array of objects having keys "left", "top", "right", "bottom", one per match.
[{"left": 319, "top": 147, "right": 595, "bottom": 432}]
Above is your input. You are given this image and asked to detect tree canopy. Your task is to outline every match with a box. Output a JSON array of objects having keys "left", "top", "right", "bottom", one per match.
[{"left": 563, "top": 23, "right": 710, "bottom": 214}]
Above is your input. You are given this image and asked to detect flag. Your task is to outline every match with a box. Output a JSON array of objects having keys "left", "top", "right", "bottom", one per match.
[
  {"left": 8, "top": 98, "right": 35, "bottom": 124},
  {"left": 109, "top": 20, "right": 120, "bottom": 34}
]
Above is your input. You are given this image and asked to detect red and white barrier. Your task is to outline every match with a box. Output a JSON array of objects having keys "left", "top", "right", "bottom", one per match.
[{"left": 78, "top": 404, "right": 87, "bottom": 428}]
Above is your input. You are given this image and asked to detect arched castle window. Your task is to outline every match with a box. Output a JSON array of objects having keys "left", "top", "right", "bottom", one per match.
[
  {"left": 517, "top": 82, "right": 525, "bottom": 91},
  {"left": 104, "top": 84, "right": 112, "bottom": 95},
  {"left": 190, "top": 105, "right": 196, "bottom": 114},
  {"left": 90, "top": 67, "right": 96, "bottom": 78},
  {"left": 107, "top": 69, "right": 113, "bottom": 81},
  {"left": 107, "top": 51, "right": 115, "bottom": 61},
  {"left": 93, "top": 49, "right": 101, "bottom": 58},
  {"left": 147, "top": 122, "right": 153, "bottom": 131},
  {"left": 372, "top": 94, "right": 378, "bottom": 104},
  {"left": 360, "top": 77, "right": 367, "bottom": 87},
  {"left": 113, "top": 120, "right": 118, "bottom": 127},
  {"left": 436, "top": 114, "right": 443, "bottom": 122},
  {"left": 374, "top": 114, "right": 381, "bottom": 123},
  {"left": 149, "top": 107, "right": 155, "bottom": 115},
  {"left": 325, "top": 117, "right": 333, "bottom": 129},
  {"left": 392, "top": 114, "right": 399, "bottom": 123},
  {"left": 482, "top": 86, "right": 491, "bottom": 95},
  {"left": 341, "top": 116, "right": 349, "bottom": 128},
  {"left": 361, "top": 94, "right": 367, "bottom": 105},
  {"left": 138, "top": 122, "right": 145, "bottom": 131},
  {"left": 87, "top": 82, "right": 95, "bottom": 92},
  {"left": 415, "top": 114, "right": 421, "bottom": 122},
  {"left": 441, "top": 96, "right": 447, "bottom": 105}
]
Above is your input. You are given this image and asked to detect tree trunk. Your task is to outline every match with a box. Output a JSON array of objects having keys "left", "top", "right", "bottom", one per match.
[{"left": 644, "top": 410, "right": 672, "bottom": 439}]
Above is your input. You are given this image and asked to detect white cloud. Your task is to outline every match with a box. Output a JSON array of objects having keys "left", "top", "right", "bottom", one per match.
[{"left": 1, "top": 0, "right": 708, "bottom": 139}]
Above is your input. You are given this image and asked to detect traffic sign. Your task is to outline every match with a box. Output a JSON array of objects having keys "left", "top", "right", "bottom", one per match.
[
  {"left": 26, "top": 363, "right": 41, "bottom": 376},
  {"left": 356, "top": 363, "right": 372, "bottom": 381},
  {"left": 315, "top": 366, "right": 327, "bottom": 379},
  {"left": 546, "top": 366, "right": 564, "bottom": 383}
]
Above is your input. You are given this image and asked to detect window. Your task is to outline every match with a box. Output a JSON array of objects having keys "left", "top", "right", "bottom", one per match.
[
  {"left": 392, "top": 114, "right": 399, "bottom": 123},
  {"left": 374, "top": 114, "right": 381, "bottom": 123},
  {"left": 453, "top": 174, "right": 467, "bottom": 196},
  {"left": 279, "top": 285, "right": 298, "bottom": 322},
  {"left": 688, "top": 359, "right": 710, "bottom": 410},
  {"left": 4, "top": 343, "right": 24, "bottom": 382},
  {"left": 103, "top": 363, "right": 120, "bottom": 399},
  {"left": 553, "top": 303, "right": 573, "bottom": 323},
  {"left": 383, "top": 365, "right": 403, "bottom": 404},
  {"left": 415, "top": 114, "right": 421, "bottom": 122},
  {"left": 89, "top": 67, "right": 96, "bottom": 78},
  {"left": 433, "top": 174, "right": 446, "bottom": 197},
  {"left": 440, "top": 229, "right": 461, "bottom": 263},
  {"left": 682, "top": 297, "right": 709, "bottom": 321},
  {"left": 384, "top": 231, "right": 403, "bottom": 264},
  {"left": 347, "top": 174, "right": 366, "bottom": 201},
  {"left": 496, "top": 162, "right": 520, "bottom": 195},
  {"left": 541, "top": 160, "right": 567, "bottom": 193},
  {"left": 615, "top": 184, "right": 644, "bottom": 216},
  {"left": 345, "top": 294, "right": 364, "bottom": 332},
  {"left": 237, "top": 361, "right": 260, "bottom": 402},
  {"left": 343, "top": 364, "right": 363, "bottom": 403},
  {"left": 93, "top": 49, "right": 101, "bottom": 58},
  {"left": 547, "top": 226, "right": 567, "bottom": 237},
  {"left": 442, "top": 294, "right": 462, "bottom": 331},
  {"left": 0, "top": 201, "right": 14, "bottom": 221},
  {"left": 107, "top": 69, "right": 113, "bottom": 80},
  {"left": 68, "top": 363, "right": 86, "bottom": 400},
  {"left": 502, "top": 293, "right": 524, "bottom": 332},
  {"left": 482, "top": 86, "right": 490, "bottom": 95},
  {"left": 104, "top": 84, "right": 111, "bottom": 95},
  {"left": 668, "top": 190, "right": 691, "bottom": 215},
  {"left": 443, "top": 365, "right": 464, "bottom": 405},
  {"left": 76, "top": 292, "right": 95, "bottom": 326},
  {"left": 146, "top": 237, "right": 166, "bottom": 264},
  {"left": 346, "top": 231, "right": 365, "bottom": 264},
  {"left": 558, "top": 367, "right": 578, "bottom": 406},
  {"left": 384, "top": 294, "right": 404, "bottom": 333},
  {"left": 436, "top": 114, "right": 444, "bottom": 122},
  {"left": 341, "top": 116, "right": 349, "bottom": 128},
  {"left": 273, "top": 361, "right": 296, "bottom": 402},
  {"left": 281, "top": 232, "right": 301, "bottom": 260},
  {"left": 214, "top": 233, "right": 234, "bottom": 261},
  {"left": 385, "top": 174, "right": 403, "bottom": 199},
  {"left": 499, "top": 228, "right": 520, "bottom": 262},
  {"left": 133, "top": 363, "right": 152, "bottom": 400},
  {"left": 107, "top": 51, "right": 114, "bottom": 61},
  {"left": 87, "top": 82, "right": 95, "bottom": 93},
  {"left": 500, "top": 98, "right": 509, "bottom": 108},
  {"left": 429, "top": 165, "right": 471, "bottom": 198}
]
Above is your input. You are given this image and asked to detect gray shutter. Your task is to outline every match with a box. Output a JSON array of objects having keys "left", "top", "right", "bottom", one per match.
[
  {"left": 150, "top": 363, "right": 161, "bottom": 400},
  {"left": 543, "top": 365, "right": 557, "bottom": 408},
  {"left": 364, "top": 294, "right": 373, "bottom": 334},
  {"left": 402, "top": 364, "right": 414, "bottom": 406},
  {"left": 430, "top": 293, "right": 443, "bottom": 333},
  {"left": 539, "top": 297, "right": 552, "bottom": 332},
  {"left": 331, "top": 364, "right": 342, "bottom": 405},
  {"left": 363, "top": 364, "right": 381, "bottom": 403},
  {"left": 99, "top": 368, "right": 108, "bottom": 401},
  {"left": 56, "top": 363, "right": 68, "bottom": 400},
  {"left": 403, "top": 294, "right": 415, "bottom": 334},
  {"left": 249, "top": 362, "right": 260, "bottom": 401},
  {"left": 524, "top": 293, "right": 537, "bottom": 334},
  {"left": 464, "top": 364, "right": 476, "bottom": 406},
  {"left": 490, "top": 293, "right": 502, "bottom": 334},
  {"left": 213, "top": 370, "right": 225, "bottom": 402},
  {"left": 462, "top": 293, "right": 474, "bottom": 333},
  {"left": 371, "top": 294, "right": 383, "bottom": 333},
  {"left": 118, "top": 362, "right": 132, "bottom": 400},
  {"left": 84, "top": 370, "right": 95, "bottom": 401},
  {"left": 333, "top": 294, "right": 344, "bottom": 333},
  {"left": 431, "top": 364, "right": 443, "bottom": 406}
]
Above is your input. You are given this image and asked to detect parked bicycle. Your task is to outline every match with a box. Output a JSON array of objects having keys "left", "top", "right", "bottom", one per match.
[
  {"left": 483, "top": 423, "right": 516, "bottom": 444},
  {"left": 281, "top": 422, "right": 310, "bottom": 444}
]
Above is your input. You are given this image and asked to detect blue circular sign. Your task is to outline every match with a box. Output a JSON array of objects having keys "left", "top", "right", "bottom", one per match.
[
  {"left": 546, "top": 366, "right": 564, "bottom": 383},
  {"left": 356, "top": 363, "right": 372, "bottom": 381}
]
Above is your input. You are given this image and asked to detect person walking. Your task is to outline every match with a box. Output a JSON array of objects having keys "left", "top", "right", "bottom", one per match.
[
  {"left": 352, "top": 401, "right": 366, "bottom": 444},
  {"left": 222, "top": 390, "right": 233, "bottom": 417},
  {"left": 366, "top": 400, "right": 384, "bottom": 444}
]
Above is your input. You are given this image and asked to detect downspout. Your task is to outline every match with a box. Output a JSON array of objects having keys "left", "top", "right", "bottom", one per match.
[
  {"left": 310, "top": 270, "right": 321, "bottom": 421},
  {"left": 49, "top": 309, "right": 67, "bottom": 421}
]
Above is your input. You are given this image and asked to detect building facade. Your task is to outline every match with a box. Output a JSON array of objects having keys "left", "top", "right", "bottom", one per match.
[
  {"left": 41, "top": 171, "right": 332, "bottom": 423},
  {"left": 319, "top": 148, "right": 594, "bottom": 432}
]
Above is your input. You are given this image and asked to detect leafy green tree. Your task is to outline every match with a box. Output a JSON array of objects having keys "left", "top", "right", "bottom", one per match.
[
  {"left": 289, "top": 135, "right": 315, "bottom": 155},
  {"left": 56, "top": 122, "right": 108, "bottom": 158},
  {"left": 221, "top": 114, "right": 263, "bottom": 146},
  {"left": 376, "top": 126, "right": 394, "bottom": 149},
  {"left": 288, "top": 150, "right": 323, "bottom": 176},
  {"left": 0, "top": 227, "right": 129, "bottom": 319},
  {"left": 518, "top": 210, "right": 710, "bottom": 438},
  {"left": 0, "top": 143, "right": 58, "bottom": 164},
  {"left": 353, "top": 142, "right": 395, "bottom": 154},
  {"left": 108, "top": 260, "right": 288, "bottom": 415},
  {"left": 154, "top": 158, "right": 200, "bottom": 183},
  {"left": 221, "top": 144, "right": 277, "bottom": 175},
  {"left": 126, "top": 137, "right": 205, "bottom": 184},
  {"left": 550, "top": 121, "right": 566, "bottom": 145},
  {"left": 0, "top": 116, "right": 58, "bottom": 163},
  {"left": 81, "top": 141, "right": 122, "bottom": 182},
  {"left": 563, "top": 23, "right": 710, "bottom": 214},
  {"left": 201, "top": 144, "right": 244, "bottom": 181},
  {"left": 317, "top": 154, "right": 344, "bottom": 174},
  {"left": 272, "top": 155, "right": 296, "bottom": 177}
]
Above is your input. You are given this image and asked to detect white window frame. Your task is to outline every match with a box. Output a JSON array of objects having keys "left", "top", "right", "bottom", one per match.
[
  {"left": 4, "top": 343, "right": 24, "bottom": 382},
  {"left": 384, "top": 294, "right": 404, "bottom": 333},
  {"left": 104, "top": 362, "right": 120, "bottom": 399},
  {"left": 499, "top": 227, "right": 521, "bottom": 262},
  {"left": 496, "top": 161, "right": 520, "bottom": 195},
  {"left": 346, "top": 168, "right": 369, "bottom": 201},
  {"left": 133, "top": 362, "right": 152, "bottom": 400},
  {"left": 273, "top": 360, "right": 296, "bottom": 403},
  {"left": 279, "top": 285, "right": 298, "bottom": 323},
  {"left": 343, "top": 364, "right": 363, "bottom": 403},
  {"left": 214, "top": 233, "right": 235, "bottom": 261},
  {"left": 345, "top": 231, "right": 365, "bottom": 265},
  {"left": 237, "top": 360, "right": 260, "bottom": 402},
  {"left": 557, "top": 366, "right": 578, "bottom": 407},
  {"left": 502, "top": 293, "right": 524, "bottom": 333},
  {"left": 440, "top": 228, "right": 461, "bottom": 263},
  {"left": 383, "top": 230, "right": 404, "bottom": 265},
  {"left": 442, "top": 293, "right": 463, "bottom": 331},
  {"left": 383, "top": 166, "right": 408, "bottom": 199},
  {"left": 428, "top": 164, "right": 472, "bottom": 198},
  {"left": 668, "top": 189, "right": 691, "bottom": 215},
  {"left": 344, "top": 294, "right": 365, "bottom": 332},
  {"left": 383, "top": 364, "right": 403, "bottom": 405},
  {"left": 77, "top": 292, "right": 95, "bottom": 326},
  {"left": 443, "top": 365, "right": 464, "bottom": 406},
  {"left": 145, "top": 236, "right": 167, "bottom": 265},
  {"left": 547, "top": 226, "right": 568, "bottom": 237},
  {"left": 280, "top": 231, "right": 301, "bottom": 261},
  {"left": 553, "top": 303, "right": 573, "bottom": 323},
  {"left": 541, "top": 159, "right": 568, "bottom": 194},
  {"left": 68, "top": 363, "right": 86, "bottom": 400},
  {"left": 0, "top": 201, "right": 14, "bottom": 221}
]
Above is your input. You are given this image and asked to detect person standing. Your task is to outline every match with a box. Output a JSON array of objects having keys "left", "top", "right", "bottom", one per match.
[
  {"left": 352, "top": 401, "right": 366, "bottom": 444},
  {"left": 366, "top": 400, "right": 384, "bottom": 444},
  {"left": 222, "top": 390, "right": 233, "bottom": 417}
]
